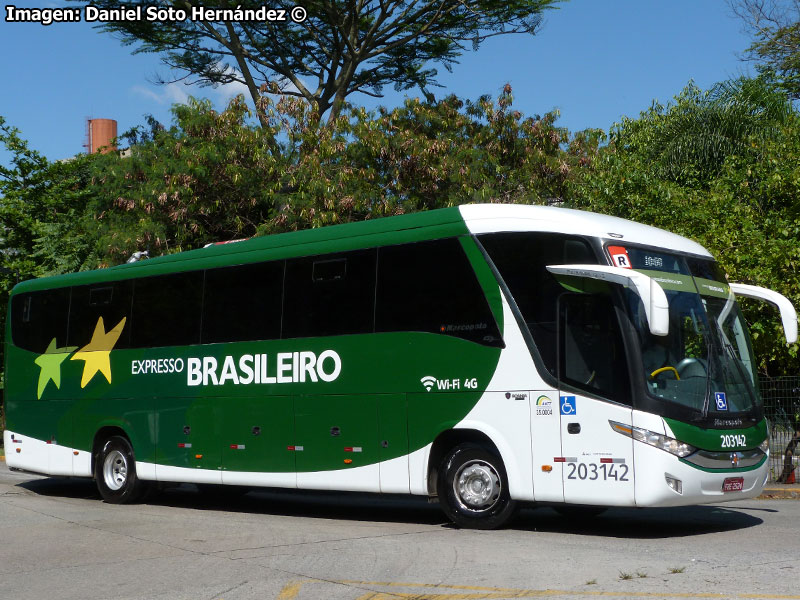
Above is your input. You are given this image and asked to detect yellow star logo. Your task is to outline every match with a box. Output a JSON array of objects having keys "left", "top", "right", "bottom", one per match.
[
  {"left": 70, "top": 316, "right": 127, "bottom": 388},
  {"left": 34, "top": 338, "right": 77, "bottom": 399}
]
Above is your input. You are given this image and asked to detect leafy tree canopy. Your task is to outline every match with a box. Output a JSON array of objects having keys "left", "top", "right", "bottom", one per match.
[
  {"left": 604, "top": 77, "right": 792, "bottom": 187},
  {"left": 569, "top": 77, "right": 799, "bottom": 374},
  {"left": 73, "top": 0, "right": 559, "bottom": 122},
  {"left": 730, "top": 0, "right": 800, "bottom": 99},
  {"left": 79, "top": 86, "right": 596, "bottom": 261}
]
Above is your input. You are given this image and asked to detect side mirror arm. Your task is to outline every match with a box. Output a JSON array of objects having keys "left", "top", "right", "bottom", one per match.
[{"left": 729, "top": 283, "right": 798, "bottom": 345}]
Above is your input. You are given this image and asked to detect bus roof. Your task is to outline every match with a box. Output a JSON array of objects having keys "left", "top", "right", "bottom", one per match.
[
  {"left": 12, "top": 204, "right": 711, "bottom": 294},
  {"left": 460, "top": 204, "right": 711, "bottom": 258}
]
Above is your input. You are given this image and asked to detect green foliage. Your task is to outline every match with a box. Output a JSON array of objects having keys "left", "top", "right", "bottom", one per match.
[
  {"left": 0, "top": 117, "right": 101, "bottom": 376},
  {"left": 262, "top": 85, "right": 600, "bottom": 232},
  {"left": 569, "top": 77, "right": 799, "bottom": 374},
  {"left": 84, "top": 96, "right": 282, "bottom": 264},
  {"left": 73, "top": 0, "right": 559, "bottom": 120},
  {"left": 78, "top": 88, "right": 596, "bottom": 259},
  {"left": 604, "top": 78, "right": 792, "bottom": 187},
  {"left": 731, "top": 0, "right": 800, "bottom": 99}
]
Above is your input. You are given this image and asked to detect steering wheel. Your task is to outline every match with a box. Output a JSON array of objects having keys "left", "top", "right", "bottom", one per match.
[
  {"left": 676, "top": 357, "right": 708, "bottom": 378},
  {"left": 649, "top": 366, "right": 681, "bottom": 380}
]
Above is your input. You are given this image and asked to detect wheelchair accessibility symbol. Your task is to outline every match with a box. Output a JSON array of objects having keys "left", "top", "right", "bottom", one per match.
[
  {"left": 560, "top": 396, "right": 576, "bottom": 416},
  {"left": 714, "top": 392, "right": 728, "bottom": 411}
]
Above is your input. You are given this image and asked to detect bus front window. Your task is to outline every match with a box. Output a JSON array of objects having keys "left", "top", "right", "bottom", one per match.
[
  {"left": 620, "top": 248, "right": 762, "bottom": 421},
  {"left": 630, "top": 289, "right": 711, "bottom": 412}
]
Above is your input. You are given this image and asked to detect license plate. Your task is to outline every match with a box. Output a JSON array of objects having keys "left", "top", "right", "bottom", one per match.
[{"left": 722, "top": 477, "right": 744, "bottom": 492}]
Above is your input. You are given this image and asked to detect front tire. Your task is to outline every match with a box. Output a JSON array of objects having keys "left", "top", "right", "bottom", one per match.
[
  {"left": 95, "top": 435, "right": 146, "bottom": 504},
  {"left": 438, "top": 444, "right": 518, "bottom": 529}
]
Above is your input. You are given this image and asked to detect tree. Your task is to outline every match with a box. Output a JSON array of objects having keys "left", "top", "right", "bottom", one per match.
[
  {"left": 76, "top": 86, "right": 593, "bottom": 260},
  {"left": 730, "top": 0, "right": 800, "bottom": 99},
  {"left": 567, "top": 77, "right": 799, "bottom": 375},
  {"left": 0, "top": 117, "right": 100, "bottom": 389},
  {"left": 593, "top": 77, "right": 792, "bottom": 189},
  {"left": 76, "top": 0, "right": 559, "bottom": 122}
]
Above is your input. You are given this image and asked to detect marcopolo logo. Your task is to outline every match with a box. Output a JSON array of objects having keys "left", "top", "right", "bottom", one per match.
[{"left": 186, "top": 350, "right": 342, "bottom": 386}]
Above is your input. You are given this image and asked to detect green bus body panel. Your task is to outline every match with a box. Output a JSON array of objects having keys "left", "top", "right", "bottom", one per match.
[
  {"left": 6, "top": 331, "right": 498, "bottom": 472},
  {"left": 5, "top": 208, "right": 511, "bottom": 474},
  {"left": 221, "top": 396, "right": 294, "bottom": 473},
  {"left": 664, "top": 417, "right": 768, "bottom": 451},
  {"left": 10, "top": 208, "right": 468, "bottom": 294}
]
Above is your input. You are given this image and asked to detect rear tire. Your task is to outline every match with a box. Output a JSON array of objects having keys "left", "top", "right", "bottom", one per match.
[
  {"left": 95, "top": 435, "right": 147, "bottom": 504},
  {"left": 438, "top": 443, "right": 518, "bottom": 529}
]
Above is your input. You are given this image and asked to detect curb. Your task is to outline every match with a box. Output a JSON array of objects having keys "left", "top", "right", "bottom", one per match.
[{"left": 759, "top": 486, "right": 800, "bottom": 499}]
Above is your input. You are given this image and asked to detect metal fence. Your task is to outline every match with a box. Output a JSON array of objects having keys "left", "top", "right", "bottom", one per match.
[{"left": 761, "top": 376, "right": 800, "bottom": 482}]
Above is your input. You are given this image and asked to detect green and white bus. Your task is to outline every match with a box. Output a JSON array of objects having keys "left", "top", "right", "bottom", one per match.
[{"left": 4, "top": 204, "right": 797, "bottom": 528}]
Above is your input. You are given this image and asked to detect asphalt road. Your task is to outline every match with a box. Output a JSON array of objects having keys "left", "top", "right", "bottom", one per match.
[{"left": 1, "top": 462, "right": 799, "bottom": 600}]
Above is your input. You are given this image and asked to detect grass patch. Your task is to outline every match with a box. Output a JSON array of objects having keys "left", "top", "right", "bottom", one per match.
[
  {"left": 668, "top": 566, "right": 687, "bottom": 574},
  {"left": 585, "top": 580, "right": 597, "bottom": 585},
  {"left": 619, "top": 572, "right": 633, "bottom": 581}
]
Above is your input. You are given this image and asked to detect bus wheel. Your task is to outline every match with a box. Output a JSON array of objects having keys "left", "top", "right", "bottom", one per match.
[
  {"left": 95, "top": 436, "right": 145, "bottom": 504},
  {"left": 438, "top": 444, "right": 518, "bottom": 529}
]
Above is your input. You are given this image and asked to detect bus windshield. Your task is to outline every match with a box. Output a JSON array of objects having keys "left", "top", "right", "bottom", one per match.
[{"left": 617, "top": 246, "right": 762, "bottom": 421}]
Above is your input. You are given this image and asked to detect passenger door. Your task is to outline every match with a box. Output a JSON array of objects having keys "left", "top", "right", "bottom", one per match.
[{"left": 558, "top": 294, "right": 635, "bottom": 506}]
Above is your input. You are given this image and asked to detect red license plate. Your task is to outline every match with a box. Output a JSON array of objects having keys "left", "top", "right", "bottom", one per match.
[{"left": 722, "top": 477, "right": 744, "bottom": 492}]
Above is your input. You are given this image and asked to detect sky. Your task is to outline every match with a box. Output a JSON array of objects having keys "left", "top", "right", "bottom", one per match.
[{"left": 0, "top": 0, "right": 756, "bottom": 162}]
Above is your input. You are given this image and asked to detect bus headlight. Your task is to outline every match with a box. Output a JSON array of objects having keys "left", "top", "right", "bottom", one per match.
[
  {"left": 759, "top": 438, "right": 769, "bottom": 454},
  {"left": 609, "top": 421, "right": 696, "bottom": 458}
]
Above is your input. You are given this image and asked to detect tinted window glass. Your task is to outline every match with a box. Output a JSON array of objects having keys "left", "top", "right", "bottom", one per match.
[
  {"left": 686, "top": 258, "right": 727, "bottom": 282},
  {"left": 480, "top": 232, "right": 596, "bottom": 374},
  {"left": 202, "top": 261, "right": 284, "bottom": 343},
  {"left": 283, "top": 249, "right": 376, "bottom": 338},
  {"left": 68, "top": 281, "right": 133, "bottom": 349},
  {"left": 131, "top": 272, "right": 203, "bottom": 347},
  {"left": 10, "top": 288, "right": 71, "bottom": 352},
  {"left": 560, "top": 294, "right": 631, "bottom": 403},
  {"left": 376, "top": 238, "right": 502, "bottom": 346}
]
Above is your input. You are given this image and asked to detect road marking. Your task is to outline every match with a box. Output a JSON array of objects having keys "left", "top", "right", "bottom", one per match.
[
  {"left": 333, "top": 581, "right": 800, "bottom": 599},
  {"left": 276, "top": 579, "right": 800, "bottom": 599},
  {"left": 276, "top": 581, "right": 304, "bottom": 600}
]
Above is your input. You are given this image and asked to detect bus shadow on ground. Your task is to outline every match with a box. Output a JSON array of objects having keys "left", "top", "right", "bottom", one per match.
[
  {"left": 17, "top": 477, "right": 764, "bottom": 535},
  {"left": 513, "top": 504, "right": 764, "bottom": 538},
  {"left": 16, "top": 477, "right": 448, "bottom": 525}
]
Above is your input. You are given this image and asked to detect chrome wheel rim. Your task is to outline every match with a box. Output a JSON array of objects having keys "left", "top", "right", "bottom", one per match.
[
  {"left": 453, "top": 460, "right": 501, "bottom": 512},
  {"left": 103, "top": 450, "right": 128, "bottom": 491}
]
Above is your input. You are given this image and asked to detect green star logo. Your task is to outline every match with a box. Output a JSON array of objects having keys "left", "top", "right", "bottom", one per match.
[{"left": 34, "top": 338, "right": 78, "bottom": 399}]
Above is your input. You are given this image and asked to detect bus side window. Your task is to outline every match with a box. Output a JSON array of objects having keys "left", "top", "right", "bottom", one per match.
[
  {"left": 10, "top": 288, "right": 71, "bottom": 352},
  {"left": 479, "top": 232, "right": 597, "bottom": 374},
  {"left": 375, "top": 238, "right": 502, "bottom": 346},
  {"left": 67, "top": 281, "right": 133, "bottom": 349},
  {"left": 559, "top": 293, "right": 631, "bottom": 404},
  {"left": 282, "top": 248, "right": 376, "bottom": 339},
  {"left": 131, "top": 272, "right": 204, "bottom": 348},
  {"left": 202, "top": 261, "right": 284, "bottom": 344}
]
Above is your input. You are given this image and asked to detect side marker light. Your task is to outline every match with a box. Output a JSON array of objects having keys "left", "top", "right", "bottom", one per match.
[
  {"left": 665, "top": 475, "right": 683, "bottom": 494},
  {"left": 542, "top": 465, "right": 553, "bottom": 472}
]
